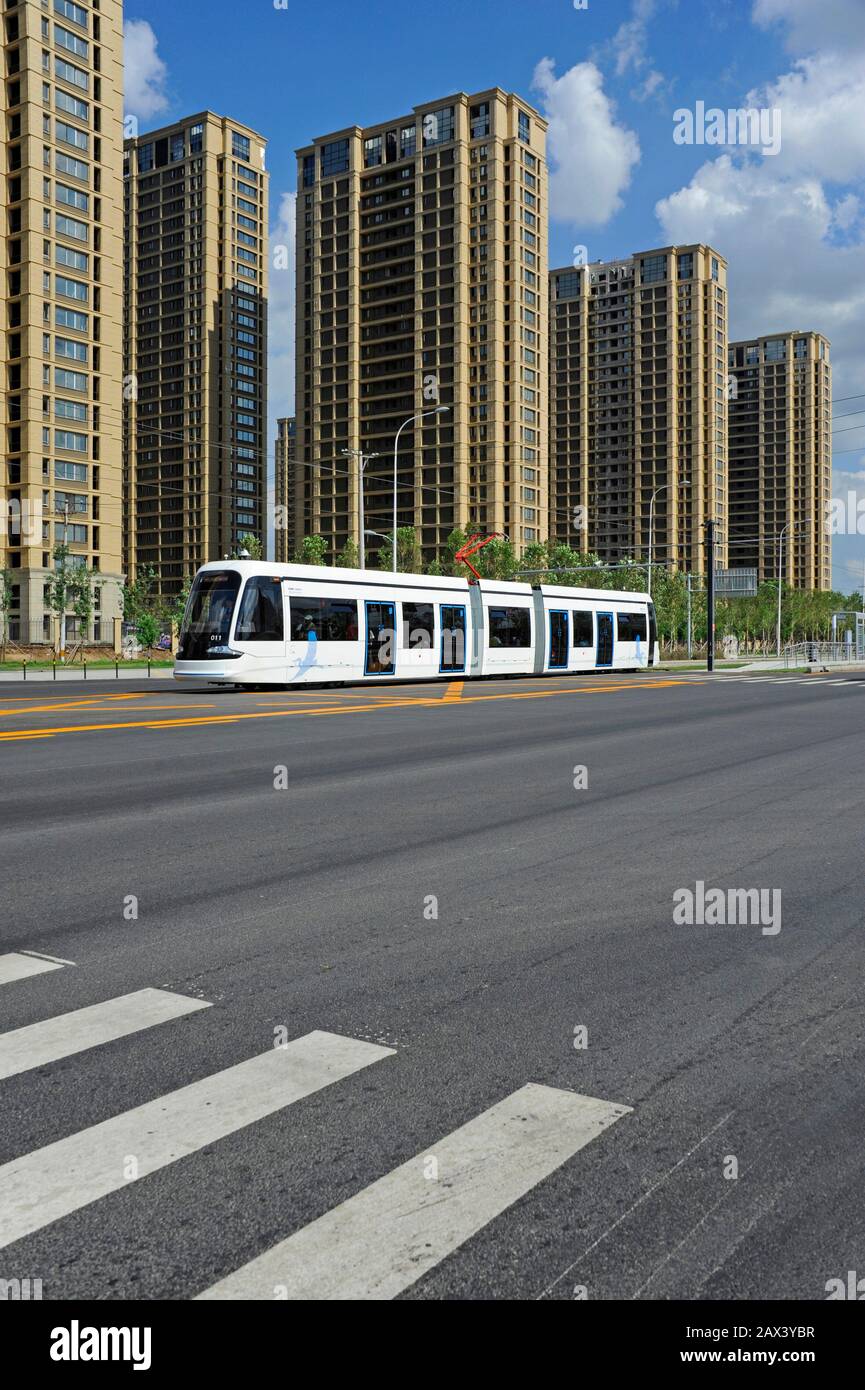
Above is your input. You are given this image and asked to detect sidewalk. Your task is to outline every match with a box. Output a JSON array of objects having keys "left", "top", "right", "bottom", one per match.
[{"left": 0, "top": 664, "right": 174, "bottom": 683}]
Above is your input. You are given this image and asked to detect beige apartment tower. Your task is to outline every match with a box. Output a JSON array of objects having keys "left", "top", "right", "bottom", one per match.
[
  {"left": 123, "top": 112, "right": 269, "bottom": 599},
  {"left": 274, "top": 415, "right": 295, "bottom": 563},
  {"left": 1, "top": 0, "right": 124, "bottom": 642},
  {"left": 549, "top": 246, "right": 729, "bottom": 577},
  {"left": 295, "top": 89, "right": 549, "bottom": 565},
  {"left": 728, "top": 332, "right": 831, "bottom": 590}
]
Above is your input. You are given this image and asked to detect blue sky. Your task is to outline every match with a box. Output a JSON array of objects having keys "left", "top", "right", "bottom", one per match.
[{"left": 125, "top": 0, "right": 865, "bottom": 591}]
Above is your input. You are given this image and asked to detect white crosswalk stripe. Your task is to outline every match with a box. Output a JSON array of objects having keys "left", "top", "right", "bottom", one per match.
[
  {"left": 0, "top": 988, "right": 210, "bottom": 1081},
  {"left": 0, "top": 952, "right": 69, "bottom": 986},
  {"left": 0, "top": 972, "right": 633, "bottom": 1297},
  {"left": 0, "top": 1030, "right": 394, "bottom": 1251},
  {"left": 198, "top": 1083, "right": 631, "bottom": 1301}
]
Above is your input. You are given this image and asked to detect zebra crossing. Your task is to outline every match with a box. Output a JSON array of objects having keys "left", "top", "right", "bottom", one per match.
[
  {"left": 0, "top": 953, "right": 631, "bottom": 1300},
  {"left": 680, "top": 673, "right": 865, "bottom": 688}
]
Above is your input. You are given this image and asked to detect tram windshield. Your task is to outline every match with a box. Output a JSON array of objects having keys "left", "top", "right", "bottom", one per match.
[{"left": 177, "top": 570, "right": 241, "bottom": 659}]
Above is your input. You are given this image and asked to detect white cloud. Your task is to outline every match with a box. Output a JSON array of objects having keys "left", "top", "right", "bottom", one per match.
[
  {"left": 532, "top": 58, "right": 640, "bottom": 228},
  {"left": 657, "top": 156, "right": 865, "bottom": 386},
  {"left": 632, "top": 69, "right": 666, "bottom": 103},
  {"left": 655, "top": 26, "right": 865, "bottom": 417},
  {"left": 750, "top": 53, "right": 865, "bottom": 182},
  {"left": 611, "top": 0, "right": 659, "bottom": 76},
  {"left": 753, "top": 0, "right": 865, "bottom": 55},
  {"left": 124, "top": 19, "right": 169, "bottom": 122}
]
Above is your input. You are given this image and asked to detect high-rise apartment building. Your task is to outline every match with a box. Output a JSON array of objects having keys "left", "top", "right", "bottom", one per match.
[
  {"left": 549, "top": 245, "right": 729, "bottom": 576},
  {"left": 274, "top": 414, "right": 295, "bottom": 563},
  {"left": 123, "top": 112, "right": 268, "bottom": 599},
  {"left": 294, "top": 89, "right": 548, "bottom": 565},
  {"left": 728, "top": 332, "right": 831, "bottom": 590},
  {"left": 1, "top": 0, "right": 124, "bottom": 642}
]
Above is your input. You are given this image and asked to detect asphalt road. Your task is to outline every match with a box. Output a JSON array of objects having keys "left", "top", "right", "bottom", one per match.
[{"left": 1, "top": 668, "right": 864, "bottom": 1301}]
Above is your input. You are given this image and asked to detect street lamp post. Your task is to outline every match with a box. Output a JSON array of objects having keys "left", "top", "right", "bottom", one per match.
[
  {"left": 776, "top": 518, "right": 810, "bottom": 657},
  {"left": 647, "top": 485, "right": 669, "bottom": 600},
  {"left": 392, "top": 407, "right": 449, "bottom": 573},
  {"left": 776, "top": 522, "right": 789, "bottom": 659}
]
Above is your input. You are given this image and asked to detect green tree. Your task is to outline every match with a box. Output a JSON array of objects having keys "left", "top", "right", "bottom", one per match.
[
  {"left": 136, "top": 612, "right": 160, "bottom": 651},
  {"left": 160, "top": 573, "right": 194, "bottom": 639},
  {"left": 120, "top": 564, "right": 157, "bottom": 626},
  {"left": 45, "top": 544, "right": 75, "bottom": 658},
  {"left": 69, "top": 568, "right": 94, "bottom": 652},
  {"left": 471, "top": 537, "right": 517, "bottom": 580},
  {"left": 518, "top": 540, "right": 553, "bottom": 581},
  {"left": 293, "top": 535, "right": 328, "bottom": 566},
  {"left": 376, "top": 526, "right": 421, "bottom": 573},
  {"left": 0, "top": 567, "right": 13, "bottom": 661},
  {"left": 234, "top": 533, "right": 263, "bottom": 559},
  {"left": 336, "top": 538, "right": 360, "bottom": 569},
  {"left": 439, "top": 529, "right": 469, "bottom": 576}
]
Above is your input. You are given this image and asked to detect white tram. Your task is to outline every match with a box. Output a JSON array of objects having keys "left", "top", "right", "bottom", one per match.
[{"left": 174, "top": 560, "right": 660, "bottom": 687}]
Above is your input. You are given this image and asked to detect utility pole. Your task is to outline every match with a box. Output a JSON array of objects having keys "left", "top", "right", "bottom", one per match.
[
  {"left": 705, "top": 519, "right": 715, "bottom": 673},
  {"left": 341, "top": 448, "right": 379, "bottom": 570},
  {"left": 60, "top": 500, "right": 70, "bottom": 659},
  {"left": 686, "top": 573, "right": 692, "bottom": 660}
]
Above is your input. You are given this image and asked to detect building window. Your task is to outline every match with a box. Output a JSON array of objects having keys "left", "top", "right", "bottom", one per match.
[
  {"left": 54, "top": 57, "right": 88, "bottom": 90},
  {"left": 400, "top": 125, "right": 416, "bottom": 159},
  {"left": 518, "top": 110, "right": 530, "bottom": 143},
  {"left": 54, "top": 25, "right": 88, "bottom": 60},
  {"left": 677, "top": 252, "right": 693, "bottom": 280},
  {"left": 55, "top": 430, "right": 87, "bottom": 452},
  {"left": 55, "top": 0, "right": 88, "bottom": 27},
  {"left": 56, "top": 213, "right": 87, "bottom": 240},
  {"left": 422, "top": 106, "right": 455, "bottom": 147},
  {"left": 55, "top": 88, "right": 88, "bottom": 120},
  {"left": 641, "top": 254, "right": 667, "bottom": 284},
  {"left": 555, "top": 271, "right": 581, "bottom": 300},
  {"left": 320, "top": 138, "right": 350, "bottom": 177},
  {"left": 190, "top": 123, "right": 204, "bottom": 154},
  {"left": 470, "top": 102, "right": 490, "bottom": 140},
  {"left": 363, "top": 134, "right": 382, "bottom": 168},
  {"left": 171, "top": 132, "right": 185, "bottom": 162},
  {"left": 302, "top": 154, "right": 315, "bottom": 187},
  {"left": 711, "top": 256, "right": 720, "bottom": 281},
  {"left": 232, "top": 131, "right": 251, "bottom": 161}
]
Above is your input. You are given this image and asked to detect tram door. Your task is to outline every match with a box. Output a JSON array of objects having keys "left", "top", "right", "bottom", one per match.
[
  {"left": 596, "top": 612, "right": 614, "bottom": 667},
  {"left": 440, "top": 604, "right": 466, "bottom": 673},
  {"left": 549, "top": 610, "right": 569, "bottom": 669},
  {"left": 365, "top": 600, "right": 396, "bottom": 675}
]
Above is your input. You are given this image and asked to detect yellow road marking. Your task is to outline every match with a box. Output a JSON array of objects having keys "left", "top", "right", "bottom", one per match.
[
  {"left": 443, "top": 680, "right": 464, "bottom": 702},
  {"left": 0, "top": 678, "right": 700, "bottom": 744},
  {"left": 0, "top": 700, "right": 216, "bottom": 718}
]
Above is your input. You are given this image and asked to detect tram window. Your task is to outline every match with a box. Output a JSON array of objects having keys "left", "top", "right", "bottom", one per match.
[
  {"left": 572, "top": 610, "right": 594, "bottom": 648},
  {"left": 488, "top": 606, "right": 531, "bottom": 648},
  {"left": 234, "top": 576, "right": 284, "bottom": 642},
  {"left": 289, "top": 596, "right": 358, "bottom": 641},
  {"left": 402, "top": 601, "right": 434, "bottom": 648},
  {"left": 617, "top": 611, "right": 647, "bottom": 641}
]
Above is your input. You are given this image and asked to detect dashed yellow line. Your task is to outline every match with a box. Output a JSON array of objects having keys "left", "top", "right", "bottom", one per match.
[
  {"left": 0, "top": 678, "right": 700, "bottom": 744},
  {"left": 443, "top": 680, "right": 464, "bottom": 702}
]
